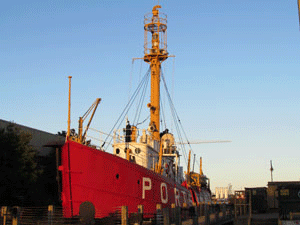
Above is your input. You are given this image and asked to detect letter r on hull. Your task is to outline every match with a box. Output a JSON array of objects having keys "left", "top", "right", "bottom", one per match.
[{"left": 174, "top": 188, "right": 180, "bottom": 207}]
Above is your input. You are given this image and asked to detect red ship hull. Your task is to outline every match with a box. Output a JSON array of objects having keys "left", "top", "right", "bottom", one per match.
[{"left": 60, "top": 140, "right": 209, "bottom": 218}]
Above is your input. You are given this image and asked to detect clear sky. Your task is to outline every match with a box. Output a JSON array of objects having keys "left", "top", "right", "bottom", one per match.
[{"left": 1, "top": 0, "right": 299, "bottom": 192}]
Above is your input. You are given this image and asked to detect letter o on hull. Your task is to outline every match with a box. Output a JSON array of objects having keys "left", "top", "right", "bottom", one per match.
[{"left": 161, "top": 183, "right": 168, "bottom": 204}]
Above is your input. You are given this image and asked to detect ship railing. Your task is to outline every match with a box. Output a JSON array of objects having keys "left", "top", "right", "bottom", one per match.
[
  {"left": 144, "top": 12, "right": 167, "bottom": 25},
  {"left": 113, "top": 128, "right": 152, "bottom": 145}
]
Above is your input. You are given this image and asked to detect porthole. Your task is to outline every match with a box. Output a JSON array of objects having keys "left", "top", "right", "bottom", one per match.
[
  {"left": 116, "top": 148, "right": 120, "bottom": 154},
  {"left": 135, "top": 148, "right": 141, "bottom": 154},
  {"left": 116, "top": 174, "right": 119, "bottom": 179},
  {"left": 137, "top": 180, "right": 140, "bottom": 184}
]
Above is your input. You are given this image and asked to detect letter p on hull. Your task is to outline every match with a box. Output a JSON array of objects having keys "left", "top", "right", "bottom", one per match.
[{"left": 142, "top": 177, "right": 152, "bottom": 199}]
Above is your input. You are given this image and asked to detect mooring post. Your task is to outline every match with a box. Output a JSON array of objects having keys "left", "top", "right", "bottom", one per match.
[{"left": 121, "top": 206, "right": 128, "bottom": 225}]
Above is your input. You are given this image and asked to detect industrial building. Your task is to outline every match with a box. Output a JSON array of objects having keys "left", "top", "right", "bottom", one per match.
[{"left": 0, "top": 119, "right": 65, "bottom": 156}]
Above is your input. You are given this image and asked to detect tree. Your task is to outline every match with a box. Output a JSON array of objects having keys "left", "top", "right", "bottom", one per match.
[{"left": 0, "top": 123, "right": 40, "bottom": 205}]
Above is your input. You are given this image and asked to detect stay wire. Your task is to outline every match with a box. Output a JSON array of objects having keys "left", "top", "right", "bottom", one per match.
[
  {"left": 161, "top": 71, "right": 200, "bottom": 170},
  {"left": 161, "top": 70, "right": 188, "bottom": 164},
  {"left": 102, "top": 68, "right": 151, "bottom": 149},
  {"left": 133, "top": 70, "right": 150, "bottom": 125},
  {"left": 160, "top": 96, "right": 167, "bottom": 132},
  {"left": 104, "top": 69, "right": 151, "bottom": 151}
]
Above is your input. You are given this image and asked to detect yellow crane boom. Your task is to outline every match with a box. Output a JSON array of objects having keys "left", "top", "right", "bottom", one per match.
[{"left": 77, "top": 98, "right": 102, "bottom": 144}]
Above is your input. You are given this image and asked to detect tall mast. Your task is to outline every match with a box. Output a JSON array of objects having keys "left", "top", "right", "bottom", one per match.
[
  {"left": 67, "top": 76, "right": 72, "bottom": 139},
  {"left": 144, "top": 5, "right": 168, "bottom": 141}
]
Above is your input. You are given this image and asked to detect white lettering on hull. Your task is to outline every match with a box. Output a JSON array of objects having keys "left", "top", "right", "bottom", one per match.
[
  {"left": 142, "top": 177, "right": 192, "bottom": 206},
  {"left": 142, "top": 177, "right": 152, "bottom": 199},
  {"left": 160, "top": 183, "right": 168, "bottom": 204},
  {"left": 174, "top": 188, "right": 180, "bottom": 207}
]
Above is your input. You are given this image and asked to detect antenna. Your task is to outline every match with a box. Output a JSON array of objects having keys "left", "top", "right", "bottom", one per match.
[
  {"left": 270, "top": 160, "right": 274, "bottom": 182},
  {"left": 192, "top": 154, "right": 196, "bottom": 172}
]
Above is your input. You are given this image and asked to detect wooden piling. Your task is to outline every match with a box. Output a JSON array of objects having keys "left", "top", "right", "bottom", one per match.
[
  {"left": 121, "top": 206, "right": 128, "bottom": 225},
  {"left": 156, "top": 204, "right": 162, "bottom": 224},
  {"left": 1, "top": 206, "right": 7, "bottom": 225},
  {"left": 192, "top": 204, "right": 198, "bottom": 225},
  {"left": 137, "top": 205, "right": 143, "bottom": 224},
  {"left": 175, "top": 206, "right": 181, "bottom": 225},
  {"left": 163, "top": 207, "right": 170, "bottom": 225}
]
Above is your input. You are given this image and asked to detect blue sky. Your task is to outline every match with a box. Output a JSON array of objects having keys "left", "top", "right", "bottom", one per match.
[{"left": 1, "top": 0, "right": 299, "bottom": 192}]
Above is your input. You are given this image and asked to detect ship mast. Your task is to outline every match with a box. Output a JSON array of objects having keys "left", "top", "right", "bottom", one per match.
[{"left": 144, "top": 5, "right": 168, "bottom": 141}]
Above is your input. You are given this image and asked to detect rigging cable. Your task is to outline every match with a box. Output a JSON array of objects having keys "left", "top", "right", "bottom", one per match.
[
  {"left": 133, "top": 69, "right": 150, "bottom": 125},
  {"left": 102, "top": 68, "right": 151, "bottom": 150},
  {"left": 161, "top": 70, "right": 188, "bottom": 164},
  {"left": 128, "top": 59, "right": 135, "bottom": 102},
  {"left": 161, "top": 70, "right": 201, "bottom": 169}
]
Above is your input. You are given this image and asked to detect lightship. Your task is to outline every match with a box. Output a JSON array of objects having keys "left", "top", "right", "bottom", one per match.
[{"left": 60, "top": 4, "right": 211, "bottom": 219}]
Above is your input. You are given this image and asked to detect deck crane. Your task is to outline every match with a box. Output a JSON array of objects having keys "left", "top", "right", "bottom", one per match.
[
  {"left": 66, "top": 76, "right": 101, "bottom": 145},
  {"left": 185, "top": 150, "right": 210, "bottom": 190},
  {"left": 76, "top": 98, "right": 102, "bottom": 144}
]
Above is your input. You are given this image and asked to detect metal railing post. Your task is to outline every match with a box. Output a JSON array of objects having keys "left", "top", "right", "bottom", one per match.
[{"left": 48, "top": 205, "right": 54, "bottom": 225}]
